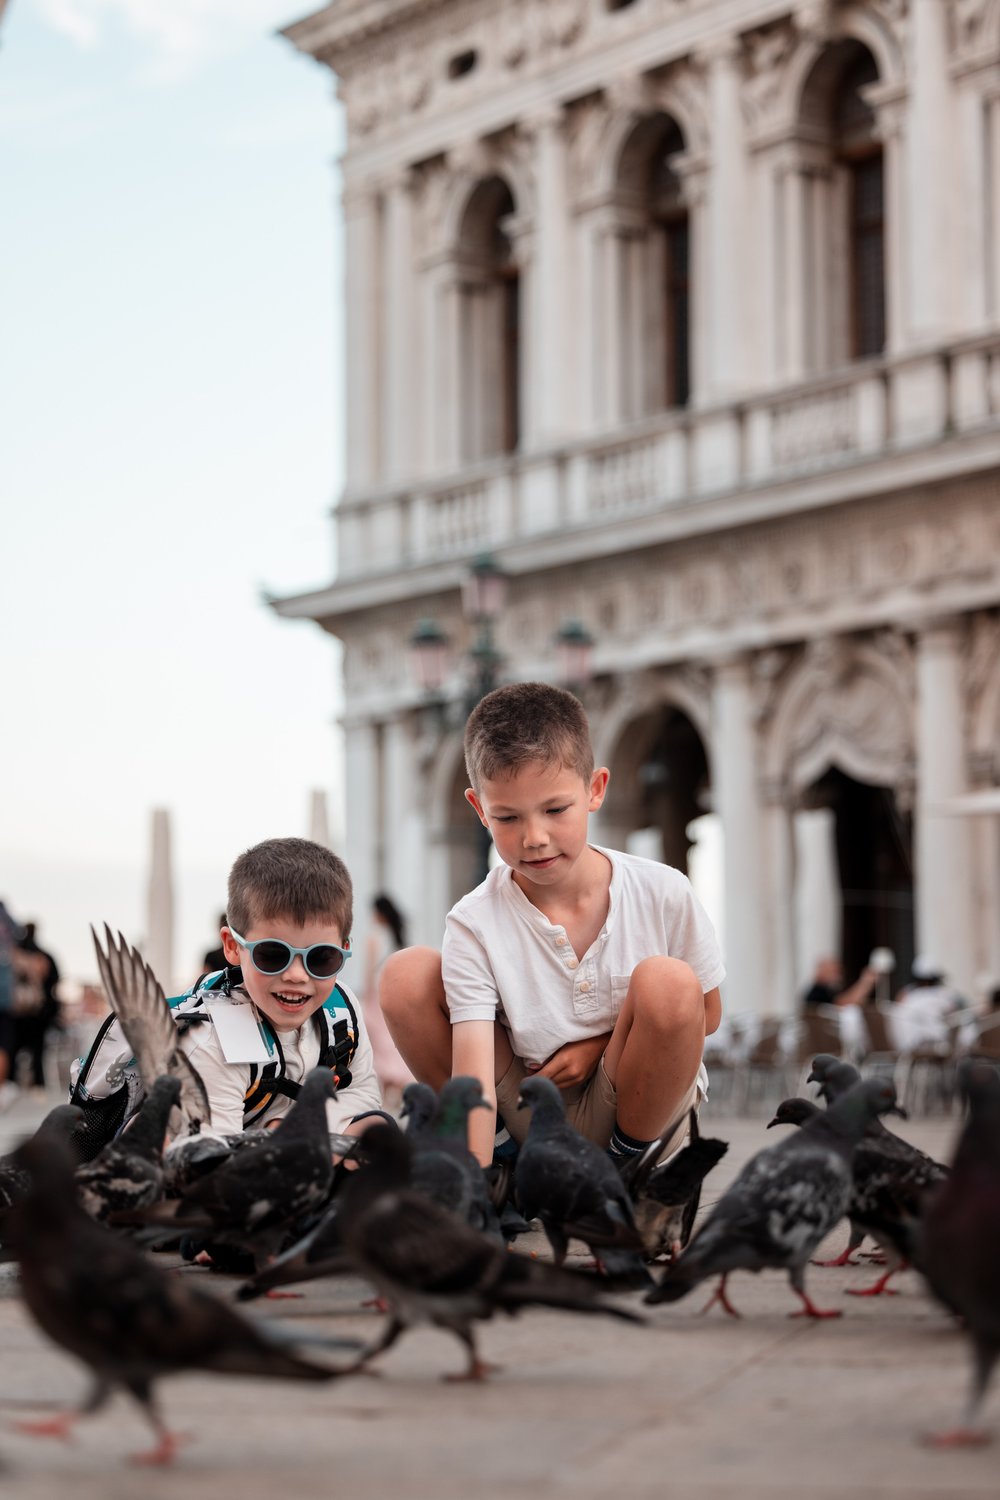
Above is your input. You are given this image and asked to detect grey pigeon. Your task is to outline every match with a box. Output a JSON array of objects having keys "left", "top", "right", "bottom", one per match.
[
  {"left": 400, "top": 1081, "right": 438, "bottom": 1134},
  {"left": 918, "top": 1063, "right": 1000, "bottom": 1446},
  {"left": 2, "top": 1134, "right": 359, "bottom": 1465},
  {"left": 805, "top": 1057, "right": 947, "bottom": 1291},
  {"left": 91, "top": 925, "right": 210, "bottom": 1138},
  {"left": 515, "top": 1076, "right": 649, "bottom": 1285},
  {"left": 75, "top": 1075, "right": 180, "bottom": 1222},
  {"left": 622, "top": 1109, "right": 729, "bottom": 1262},
  {"left": 337, "top": 1124, "right": 643, "bottom": 1381},
  {"left": 409, "top": 1078, "right": 504, "bottom": 1237},
  {"left": 115, "top": 1068, "right": 339, "bottom": 1269},
  {"left": 647, "top": 1078, "right": 903, "bottom": 1318}
]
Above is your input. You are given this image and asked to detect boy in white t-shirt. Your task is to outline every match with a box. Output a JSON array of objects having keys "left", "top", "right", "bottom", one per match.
[{"left": 380, "top": 683, "right": 724, "bottom": 1168}]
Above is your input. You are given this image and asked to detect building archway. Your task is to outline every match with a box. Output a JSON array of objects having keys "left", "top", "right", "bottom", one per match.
[{"left": 600, "top": 701, "right": 710, "bottom": 873}]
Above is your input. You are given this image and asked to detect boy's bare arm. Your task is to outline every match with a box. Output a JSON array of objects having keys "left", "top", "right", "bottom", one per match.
[
  {"left": 705, "top": 986, "right": 722, "bottom": 1035},
  {"left": 452, "top": 1018, "right": 497, "bottom": 1166}
]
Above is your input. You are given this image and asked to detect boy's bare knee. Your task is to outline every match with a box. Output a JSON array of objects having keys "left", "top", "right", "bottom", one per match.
[
  {"left": 378, "top": 945, "right": 444, "bottom": 1026},
  {"left": 630, "top": 957, "right": 703, "bottom": 1036}
]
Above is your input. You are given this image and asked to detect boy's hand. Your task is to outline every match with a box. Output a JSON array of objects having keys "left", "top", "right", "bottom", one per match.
[{"left": 532, "top": 1034, "right": 610, "bottom": 1088}]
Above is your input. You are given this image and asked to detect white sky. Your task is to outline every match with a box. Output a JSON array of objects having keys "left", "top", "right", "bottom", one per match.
[{"left": 1, "top": 0, "right": 347, "bottom": 985}]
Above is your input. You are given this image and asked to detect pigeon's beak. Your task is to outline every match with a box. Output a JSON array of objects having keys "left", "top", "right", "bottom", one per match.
[
  {"left": 473, "top": 1098, "right": 491, "bottom": 1112},
  {"left": 516, "top": 1092, "right": 528, "bottom": 1111},
  {"left": 765, "top": 1117, "right": 780, "bottom": 1129},
  {"left": 889, "top": 1102, "right": 908, "bottom": 1120},
  {"left": 805, "top": 1069, "right": 819, "bottom": 1085}
]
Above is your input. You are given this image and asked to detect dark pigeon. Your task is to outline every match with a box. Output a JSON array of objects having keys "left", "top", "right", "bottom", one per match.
[
  {"left": 514, "top": 1076, "right": 650, "bottom": 1286},
  {"left": 410, "top": 1078, "right": 504, "bottom": 1238},
  {"left": 0, "top": 1105, "right": 83, "bottom": 1213},
  {"left": 805, "top": 1057, "right": 948, "bottom": 1291},
  {"left": 75, "top": 1076, "right": 180, "bottom": 1222},
  {"left": 400, "top": 1082, "right": 438, "bottom": 1135},
  {"left": 115, "top": 1068, "right": 339, "bottom": 1269},
  {"left": 622, "top": 1109, "right": 729, "bottom": 1263},
  {"left": 91, "top": 925, "right": 210, "bottom": 1138},
  {"left": 2, "top": 1135, "right": 358, "bottom": 1465},
  {"left": 647, "top": 1078, "right": 903, "bottom": 1318},
  {"left": 918, "top": 1062, "right": 1000, "bottom": 1446},
  {"left": 336, "top": 1124, "right": 643, "bottom": 1381}
]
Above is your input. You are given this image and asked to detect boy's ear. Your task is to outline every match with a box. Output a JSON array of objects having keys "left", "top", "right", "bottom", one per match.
[
  {"left": 465, "top": 787, "right": 488, "bottom": 826},
  {"left": 221, "top": 928, "right": 242, "bottom": 966},
  {"left": 588, "top": 767, "right": 610, "bottom": 811}
]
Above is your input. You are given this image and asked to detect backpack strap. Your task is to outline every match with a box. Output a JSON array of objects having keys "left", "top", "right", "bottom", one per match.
[
  {"left": 240, "top": 983, "right": 359, "bottom": 1125},
  {"left": 68, "top": 1013, "right": 119, "bottom": 1107}
]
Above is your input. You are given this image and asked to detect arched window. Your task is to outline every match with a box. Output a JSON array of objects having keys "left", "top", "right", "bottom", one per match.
[
  {"left": 615, "top": 112, "right": 691, "bottom": 419},
  {"left": 456, "top": 176, "right": 520, "bottom": 462},
  {"left": 796, "top": 41, "right": 885, "bottom": 369},
  {"left": 833, "top": 49, "right": 885, "bottom": 358}
]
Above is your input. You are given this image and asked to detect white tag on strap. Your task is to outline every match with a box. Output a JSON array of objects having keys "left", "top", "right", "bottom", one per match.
[{"left": 207, "top": 1000, "right": 272, "bottom": 1064}]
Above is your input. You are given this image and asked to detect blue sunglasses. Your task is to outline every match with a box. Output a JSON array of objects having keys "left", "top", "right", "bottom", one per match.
[{"left": 228, "top": 926, "right": 350, "bottom": 981}]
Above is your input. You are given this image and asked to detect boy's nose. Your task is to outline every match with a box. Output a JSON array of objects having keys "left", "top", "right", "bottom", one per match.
[
  {"left": 280, "top": 955, "right": 310, "bottom": 983},
  {"left": 523, "top": 822, "right": 548, "bottom": 849}
]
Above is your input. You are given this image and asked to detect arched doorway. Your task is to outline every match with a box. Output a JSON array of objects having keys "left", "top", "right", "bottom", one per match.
[
  {"left": 601, "top": 703, "right": 710, "bottom": 873},
  {"left": 799, "top": 766, "right": 914, "bottom": 986}
]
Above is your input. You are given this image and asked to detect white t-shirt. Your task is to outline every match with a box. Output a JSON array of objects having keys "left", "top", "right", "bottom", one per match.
[
  {"left": 178, "top": 982, "right": 383, "bottom": 1137},
  {"left": 442, "top": 845, "right": 726, "bottom": 1069},
  {"left": 888, "top": 983, "right": 960, "bottom": 1054}
]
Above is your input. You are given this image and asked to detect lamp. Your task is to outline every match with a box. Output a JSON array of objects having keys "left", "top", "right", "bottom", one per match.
[
  {"left": 409, "top": 618, "right": 450, "bottom": 695},
  {"left": 554, "top": 619, "right": 595, "bottom": 692},
  {"left": 461, "top": 553, "right": 508, "bottom": 624}
]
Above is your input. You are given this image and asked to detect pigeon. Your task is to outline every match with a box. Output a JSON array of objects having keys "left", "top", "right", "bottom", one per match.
[
  {"left": 621, "top": 1109, "right": 729, "bottom": 1263},
  {"left": 2, "top": 1134, "right": 359, "bottom": 1464},
  {"left": 805, "top": 1057, "right": 948, "bottom": 1290},
  {"left": 91, "top": 926, "right": 210, "bottom": 1139},
  {"left": 400, "top": 1081, "right": 438, "bottom": 1135},
  {"left": 409, "top": 1078, "right": 504, "bottom": 1234},
  {"left": 74, "top": 1076, "right": 180, "bottom": 1223},
  {"left": 646, "top": 1078, "right": 903, "bottom": 1318},
  {"left": 918, "top": 1062, "right": 1000, "bottom": 1446},
  {"left": 336, "top": 1123, "right": 643, "bottom": 1381},
  {"left": 514, "top": 1076, "right": 649, "bottom": 1284},
  {"left": 0, "top": 1105, "right": 83, "bottom": 1213},
  {"left": 115, "top": 1068, "right": 339, "bottom": 1269}
]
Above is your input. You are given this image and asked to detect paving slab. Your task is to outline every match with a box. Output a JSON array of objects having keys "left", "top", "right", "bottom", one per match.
[{"left": 0, "top": 1089, "right": 994, "bottom": 1498}]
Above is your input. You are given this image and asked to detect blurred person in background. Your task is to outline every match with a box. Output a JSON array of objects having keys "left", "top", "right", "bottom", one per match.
[
  {"left": 13, "top": 921, "right": 61, "bottom": 1097},
  {"left": 0, "top": 900, "right": 22, "bottom": 1107},
  {"left": 889, "top": 956, "right": 965, "bottom": 1054},
  {"left": 362, "top": 893, "right": 413, "bottom": 1108},
  {"left": 801, "top": 955, "right": 878, "bottom": 1010},
  {"left": 202, "top": 912, "right": 228, "bottom": 974}
]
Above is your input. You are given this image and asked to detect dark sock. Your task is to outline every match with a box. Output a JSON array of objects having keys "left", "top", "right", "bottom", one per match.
[
  {"left": 493, "top": 1115, "right": 519, "bottom": 1163},
  {"left": 607, "top": 1123, "right": 655, "bottom": 1161}
]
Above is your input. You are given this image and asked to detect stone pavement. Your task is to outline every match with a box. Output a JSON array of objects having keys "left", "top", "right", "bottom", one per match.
[{"left": 0, "top": 1089, "right": 995, "bottom": 1499}]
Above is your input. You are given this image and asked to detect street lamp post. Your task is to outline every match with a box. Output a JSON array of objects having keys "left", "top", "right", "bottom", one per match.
[{"left": 409, "top": 556, "right": 596, "bottom": 890}]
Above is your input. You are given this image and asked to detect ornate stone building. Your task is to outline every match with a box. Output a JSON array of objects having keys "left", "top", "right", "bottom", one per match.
[{"left": 274, "top": 0, "right": 1000, "bottom": 1017}]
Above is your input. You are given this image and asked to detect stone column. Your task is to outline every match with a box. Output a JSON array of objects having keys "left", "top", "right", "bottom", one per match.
[
  {"left": 762, "top": 789, "right": 798, "bottom": 1019},
  {"left": 146, "top": 808, "right": 174, "bottom": 994},
  {"left": 673, "top": 161, "right": 708, "bottom": 405},
  {"left": 528, "top": 105, "right": 569, "bottom": 447},
  {"left": 712, "top": 657, "right": 766, "bottom": 1016},
  {"left": 382, "top": 169, "right": 415, "bottom": 484},
  {"left": 343, "top": 717, "right": 381, "bottom": 951},
  {"left": 703, "top": 39, "right": 748, "bottom": 397},
  {"left": 906, "top": 1, "right": 955, "bottom": 339},
  {"left": 343, "top": 187, "right": 381, "bottom": 490},
  {"left": 915, "top": 620, "right": 976, "bottom": 999},
  {"left": 381, "top": 715, "right": 427, "bottom": 937}
]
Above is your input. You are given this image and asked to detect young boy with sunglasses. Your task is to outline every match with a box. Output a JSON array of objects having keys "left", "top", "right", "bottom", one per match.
[{"left": 72, "top": 838, "right": 381, "bottom": 1147}]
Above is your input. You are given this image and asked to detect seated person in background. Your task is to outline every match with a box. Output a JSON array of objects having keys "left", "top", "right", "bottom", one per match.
[
  {"left": 889, "top": 956, "right": 964, "bottom": 1055},
  {"left": 801, "top": 955, "right": 877, "bottom": 1010}
]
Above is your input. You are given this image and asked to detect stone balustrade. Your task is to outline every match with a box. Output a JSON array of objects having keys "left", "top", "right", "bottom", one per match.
[{"left": 334, "top": 332, "right": 1000, "bottom": 580}]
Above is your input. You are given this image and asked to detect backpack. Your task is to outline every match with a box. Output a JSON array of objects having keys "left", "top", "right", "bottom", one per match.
[{"left": 68, "top": 966, "right": 359, "bottom": 1163}]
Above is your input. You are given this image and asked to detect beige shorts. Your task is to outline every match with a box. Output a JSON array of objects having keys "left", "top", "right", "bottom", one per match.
[{"left": 494, "top": 1053, "right": 703, "bottom": 1158}]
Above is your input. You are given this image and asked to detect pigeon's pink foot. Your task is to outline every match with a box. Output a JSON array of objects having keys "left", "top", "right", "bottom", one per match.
[
  {"left": 361, "top": 1296, "right": 389, "bottom": 1313},
  {"left": 14, "top": 1412, "right": 77, "bottom": 1442},
  {"left": 264, "top": 1289, "right": 304, "bottom": 1300},
  {"left": 923, "top": 1427, "right": 991, "bottom": 1449},
  {"left": 846, "top": 1269, "right": 899, "bottom": 1297},
  {"left": 812, "top": 1246, "right": 858, "bottom": 1268},
  {"left": 700, "top": 1275, "right": 741, "bottom": 1319},
  {"left": 129, "top": 1429, "right": 191, "bottom": 1467},
  {"left": 789, "top": 1290, "right": 842, "bottom": 1319}
]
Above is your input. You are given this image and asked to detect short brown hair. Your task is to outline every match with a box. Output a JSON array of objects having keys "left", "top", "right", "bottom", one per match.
[
  {"left": 464, "top": 682, "right": 594, "bottom": 791},
  {"left": 227, "top": 838, "right": 353, "bottom": 941}
]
